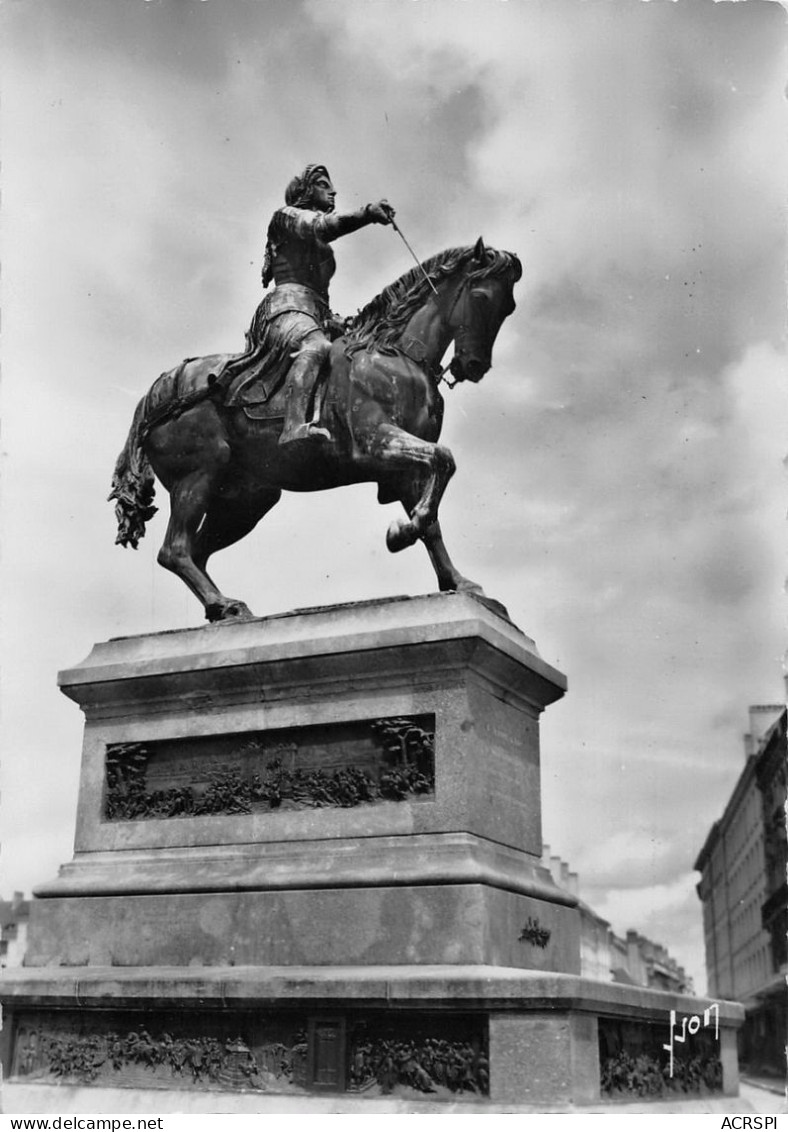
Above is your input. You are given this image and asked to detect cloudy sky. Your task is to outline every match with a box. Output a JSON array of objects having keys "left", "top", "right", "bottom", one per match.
[{"left": 1, "top": 0, "right": 786, "bottom": 993}]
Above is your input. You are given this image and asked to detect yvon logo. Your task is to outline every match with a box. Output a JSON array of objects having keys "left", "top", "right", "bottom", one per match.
[{"left": 662, "top": 1002, "right": 720, "bottom": 1076}]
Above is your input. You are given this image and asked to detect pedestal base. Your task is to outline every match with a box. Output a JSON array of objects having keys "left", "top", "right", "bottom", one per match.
[
  {"left": 0, "top": 594, "right": 745, "bottom": 1109},
  {"left": 0, "top": 966, "right": 743, "bottom": 1108}
]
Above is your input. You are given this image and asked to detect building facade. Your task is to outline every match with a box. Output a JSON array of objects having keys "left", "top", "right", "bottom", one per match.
[
  {"left": 620, "top": 929, "right": 693, "bottom": 994},
  {"left": 0, "top": 894, "right": 30, "bottom": 968},
  {"left": 695, "top": 704, "right": 787, "bottom": 1075},
  {"left": 541, "top": 847, "right": 691, "bottom": 992}
]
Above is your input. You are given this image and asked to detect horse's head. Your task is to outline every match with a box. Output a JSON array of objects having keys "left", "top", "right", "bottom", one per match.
[{"left": 446, "top": 238, "right": 521, "bottom": 384}]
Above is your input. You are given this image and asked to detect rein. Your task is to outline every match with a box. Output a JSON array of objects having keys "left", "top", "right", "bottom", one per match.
[
  {"left": 396, "top": 274, "right": 470, "bottom": 388},
  {"left": 440, "top": 275, "right": 475, "bottom": 388},
  {"left": 394, "top": 335, "right": 454, "bottom": 386}
]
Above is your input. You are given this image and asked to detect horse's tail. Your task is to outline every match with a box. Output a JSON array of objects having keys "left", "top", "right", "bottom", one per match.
[{"left": 108, "top": 396, "right": 158, "bottom": 548}]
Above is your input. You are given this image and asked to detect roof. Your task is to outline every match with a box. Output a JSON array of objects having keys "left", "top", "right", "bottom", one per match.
[
  {"left": 0, "top": 900, "right": 31, "bottom": 928},
  {"left": 695, "top": 705, "right": 787, "bottom": 873}
]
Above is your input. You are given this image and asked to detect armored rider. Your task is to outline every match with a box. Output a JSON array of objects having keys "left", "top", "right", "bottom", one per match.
[{"left": 261, "top": 164, "right": 395, "bottom": 445}]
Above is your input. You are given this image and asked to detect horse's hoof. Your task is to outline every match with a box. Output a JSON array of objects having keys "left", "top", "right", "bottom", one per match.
[
  {"left": 205, "top": 600, "right": 254, "bottom": 623},
  {"left": 386, "top": 518, "right": 419, "bottom": 553},
  {"left": 225, "top": 601, "right": 254, "bottom": 620}
]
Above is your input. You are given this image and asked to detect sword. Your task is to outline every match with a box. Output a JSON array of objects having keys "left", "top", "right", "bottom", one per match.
[{"left": 387, "top": 211, "right": 439, "bottom": 297}]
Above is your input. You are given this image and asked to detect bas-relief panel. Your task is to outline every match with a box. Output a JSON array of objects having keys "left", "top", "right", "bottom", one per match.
[
  {"left": 10, "top": 1009, "right": 489, "bottom": 1098},
  {"left": 103, "top": 715, "right": 435, "bottom": 821}
]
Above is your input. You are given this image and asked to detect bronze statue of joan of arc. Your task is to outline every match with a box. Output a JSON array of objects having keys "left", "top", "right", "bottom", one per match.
[{"left": 110, "top": 160, "right": 521, "bottom": 623}]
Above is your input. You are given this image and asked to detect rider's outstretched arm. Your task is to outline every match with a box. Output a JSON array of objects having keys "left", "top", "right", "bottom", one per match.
[
  {"left": 274, "top": 202, "right": 394, "bottom": 244},
  {"left": 322, "top": 200, "right": 394, "bottom": 240}
]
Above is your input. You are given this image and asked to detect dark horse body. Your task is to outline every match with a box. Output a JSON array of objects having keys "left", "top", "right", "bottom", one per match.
[{"left": 110, "top": 239, "right": 521, "bottom": 621}]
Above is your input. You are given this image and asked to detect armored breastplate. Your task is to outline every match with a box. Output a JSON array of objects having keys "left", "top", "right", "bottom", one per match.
[{"left": 272, "top": 239, "right": 336, "bottom": 300}]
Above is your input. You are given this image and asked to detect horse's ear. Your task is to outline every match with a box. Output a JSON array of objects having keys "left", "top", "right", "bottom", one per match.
[{"left": 473, "top": 236, "right": 486, "bottom": 261}]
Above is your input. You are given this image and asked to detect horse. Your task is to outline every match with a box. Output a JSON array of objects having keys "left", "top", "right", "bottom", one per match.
[{"left": 109, "top": 238, "right": 521, "bottom": 622}]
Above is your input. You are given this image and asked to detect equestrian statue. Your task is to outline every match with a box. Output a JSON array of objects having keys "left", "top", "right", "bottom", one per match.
[{"left": 109, "top": 163, "right": 521, "bottom": 622}]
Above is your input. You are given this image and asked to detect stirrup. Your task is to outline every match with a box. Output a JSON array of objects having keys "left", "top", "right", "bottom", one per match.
[{"left": 279, "top": 421, "right": 332, "bottom": 446}]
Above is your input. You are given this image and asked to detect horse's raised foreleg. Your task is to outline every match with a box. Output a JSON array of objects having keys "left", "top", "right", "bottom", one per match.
[
  {"left": 367, "top": 425, "right": 456, "bottom": 553},
  {"left": 393, "top": 477, "right": 484, "bottom": 594}
]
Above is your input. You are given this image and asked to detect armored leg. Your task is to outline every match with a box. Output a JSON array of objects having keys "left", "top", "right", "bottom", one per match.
[{"left": 279, "top": 336, "right": 332, "bottom": 446}]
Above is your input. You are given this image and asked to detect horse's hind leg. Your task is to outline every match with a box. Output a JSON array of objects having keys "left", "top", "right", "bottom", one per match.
[
  {"left": 149, "top": 405, "right": 257, "bottom": 622},
  {"left": 194, "top": 489, "right": 282, "bottom": 574},
  {"left": 158, "top": 470, "right": 255, "bottom": 621}
]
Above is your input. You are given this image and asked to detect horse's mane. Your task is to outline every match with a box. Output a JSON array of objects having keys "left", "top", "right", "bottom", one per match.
[{"left": 345, "top": 243, "right": 522, "bottom": 354}]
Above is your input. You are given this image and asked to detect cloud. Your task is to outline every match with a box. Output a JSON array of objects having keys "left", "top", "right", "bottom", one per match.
[
  {"left": 588, "top": 873, "right": 706, "bottom": 991},
  {"left": 570, "top": 829, "right": 691, "bottom": 891}
]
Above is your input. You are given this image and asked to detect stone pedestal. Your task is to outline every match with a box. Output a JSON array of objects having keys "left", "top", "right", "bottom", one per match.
[
  {"left": 30, "top": 591, "right": 576, "bottom": 972},
  {"left": 0, "top": 593, "right": 743, "bottom": 1109}
]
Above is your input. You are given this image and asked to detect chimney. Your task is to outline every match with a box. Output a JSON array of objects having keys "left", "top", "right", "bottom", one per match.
[
  {"left": 626, "top": 930, "right": 643, "bottom": 984},
  {"left": 747, "top": 705, "right": 784, "bottom": 755},
  {"left": 549, "top": 855, "right": 563, "bottom": 887}
]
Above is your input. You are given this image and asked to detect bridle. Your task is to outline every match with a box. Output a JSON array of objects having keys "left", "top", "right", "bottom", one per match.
[
  {"left": 395, "top": 268, "right": 505, "bottom": 388},
  {"left": 443, "top": 273, "right": 502, "bottom": 387},
  {"left": 394, "top": 273, "right": 467, "bottom": 384},
  {"left": 436, "top": 275, "right": 471, "bottom": 388}
]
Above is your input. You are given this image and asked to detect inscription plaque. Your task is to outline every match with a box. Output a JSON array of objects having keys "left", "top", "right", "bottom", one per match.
[{"left": 308, "top": 1017, "right": 345, "bottom": 1091}]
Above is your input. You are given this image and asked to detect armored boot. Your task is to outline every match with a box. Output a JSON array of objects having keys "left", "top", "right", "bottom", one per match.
[{"left": 278, "top": 340, "right": 332, "bottom": 446}]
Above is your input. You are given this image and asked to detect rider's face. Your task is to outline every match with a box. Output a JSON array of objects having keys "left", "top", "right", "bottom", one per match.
[{"left": 310, "top": 177, "right": 336, "bottom": 213}]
